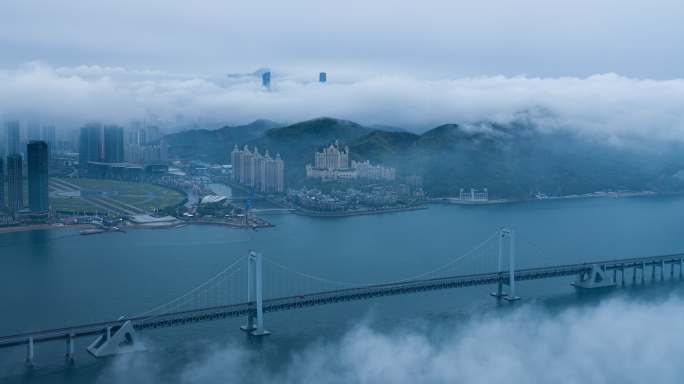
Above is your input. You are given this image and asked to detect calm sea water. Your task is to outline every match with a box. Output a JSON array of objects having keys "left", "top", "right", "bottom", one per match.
[{"left": 2, "top": 195, "right": 684, "bottom": 383}]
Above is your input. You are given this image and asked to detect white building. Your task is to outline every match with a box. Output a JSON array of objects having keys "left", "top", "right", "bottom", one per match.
[
  {"left": 314, "top": 141, "right": 350, "bottom": 170},
  {"left": 352, "top": 160, "right": 396, "bottom": 181},
  {"left": 459, "top": 188, "right": 488, "bottom": 201},
  {"left": 231, "top": 145, "right": 284, "bottom": 193},
  {"left": 306, "top": 141, "right": 397, "bottom": 182}
]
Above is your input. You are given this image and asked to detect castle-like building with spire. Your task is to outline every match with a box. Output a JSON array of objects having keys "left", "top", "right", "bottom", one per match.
[
  {"left": 306, "top": 141, "right": 395, "bottom": 181},
  {"left": 231, "top": 145, "right": 285, "bottom": 193}
]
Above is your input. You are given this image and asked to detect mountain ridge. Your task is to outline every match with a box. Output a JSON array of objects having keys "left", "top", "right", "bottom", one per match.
[{"left": 164, "top": 117, "right": 684, "bottom": 198}]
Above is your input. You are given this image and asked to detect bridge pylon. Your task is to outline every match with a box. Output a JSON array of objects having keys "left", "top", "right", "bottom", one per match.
[
  {"left": 491, "top": 228, "right": 507, "bottom": 299},
  {"left": 491, "top": 228, "right": 520, "bottom": 301},
  {"left": 240, "top": 251, "right": 270, "bottom": 336}
]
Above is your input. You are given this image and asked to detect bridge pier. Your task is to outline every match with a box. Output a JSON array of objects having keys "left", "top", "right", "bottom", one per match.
[
  {"left": 490, "top": 277, "right": 505, "bottom": 299},
  {"left": 571, "top": 264, "right": 616, "bottom": 290},
  {"left": 240, "top": 251, "right": 270, "bottom": 336},
  {"left": 25, "top": 337, "right": 34, "bottom": 365},
  {"left": 87, "top": 321, "right": 145, "bottom": 357},
  {"left": 632, "top": 265, "right": 637, "bottom": 284},
  {"left": 641, "top": 262, "right": 646, "bottom": 284}
]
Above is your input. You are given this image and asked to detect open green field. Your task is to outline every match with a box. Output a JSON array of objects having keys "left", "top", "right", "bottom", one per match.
[
  {"left": 50, "top": 196, "right": 103, "bottom": 215},
  {"left": 50, "top": 178, "right": 186, "bottom": 214},
  {"left": 62, "top": 178, "right": 185, "bottom": 210}
]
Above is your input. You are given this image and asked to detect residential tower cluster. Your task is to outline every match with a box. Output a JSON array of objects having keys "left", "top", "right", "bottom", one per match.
[{"left": 230, "top": 145, "right": 285, "bottom": 193}]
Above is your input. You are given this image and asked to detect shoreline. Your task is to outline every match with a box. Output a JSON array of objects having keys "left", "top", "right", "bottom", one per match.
[
  {"left": 0, "top": 223, "right": 95, "bottom": 234},
  {"left": 294, "top": 205, "right": 428, "bottom": 217},
  {"left": 0, "top": 191, "right": 678, "bottom": 234},
  {"left": 428, "top": 198, "right": 511, "bottom": 205},
  {"left": 185, "top": 221, "right": 275, "bottom": 229},
  {"left": 429, "top": 190, "right": 666, "bottom": 206}
]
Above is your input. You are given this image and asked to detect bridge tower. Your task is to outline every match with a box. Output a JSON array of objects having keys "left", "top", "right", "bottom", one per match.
[
  {"left": 491, "top": 228, "right": 520, "bottom": 301},
  {"left": 240, "top": 251, "right": 270, "bottom": 336}
]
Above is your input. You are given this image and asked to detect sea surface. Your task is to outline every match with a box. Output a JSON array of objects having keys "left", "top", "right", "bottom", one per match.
[{"left": 2, "top": 194, "right": 684, "bottom": 383}]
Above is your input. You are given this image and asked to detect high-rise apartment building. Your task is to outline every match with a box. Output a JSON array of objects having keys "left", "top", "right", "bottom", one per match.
[
  {"left": 319, "top": 72, "right": 327, "bottom": 83},
  {"left": 231, "top": 145, "right": 284, "bottom": 193},
  {"left": 27, "top": 141, "right": 49, "bottom": 212}
]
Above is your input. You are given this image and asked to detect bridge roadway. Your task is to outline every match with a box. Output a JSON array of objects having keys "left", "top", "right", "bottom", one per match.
[{"left": 1, "top": 252, "right": 683, "bottom": 349}]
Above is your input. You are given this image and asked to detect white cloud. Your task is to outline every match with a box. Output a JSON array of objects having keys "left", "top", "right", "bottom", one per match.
[
  {"left": 1, "top": 63, "right": 683, "bottom": 144},
  {"left": 171, "top": 295, "right": 684, "bottom": 384}
]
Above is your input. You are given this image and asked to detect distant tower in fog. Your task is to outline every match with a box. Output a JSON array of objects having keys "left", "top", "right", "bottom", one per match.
[
  {"left": 41, "top": 125, "right": 56, "bottom": 160},
  {"left": 0, "top": 157, "right": 4, "bottom": 208},
  {"left": 5, "top": 121, "right": 20, "bottom": 156},
  {"left": 261, "top": 71, "right": 271, "bottom": 90},
  {"left": 27, "top": 122, "right": 41, "bottom": 141},
  {"left": 27, "top": 141, "right": 49, "bottom": 212},
  {"left": 79, "top": 123, "right": 103, "bottom": 167},
  {"left": 6, "top": 154, "right": 23, "bottom": 212},
  {"left": 104, "top": 125, "right": 124, "bottom": 163},
  {"left": 319, "top": 72, "right": 327, "bottom": 83}
]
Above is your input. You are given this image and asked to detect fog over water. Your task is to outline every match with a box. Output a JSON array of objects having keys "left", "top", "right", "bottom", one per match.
[{"left": 97, "top": 295, "right": 684, "bottom": 384}]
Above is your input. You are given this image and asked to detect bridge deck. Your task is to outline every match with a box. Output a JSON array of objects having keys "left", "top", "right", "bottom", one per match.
[{"left": 1, "top": 253, "right": 682, "bottom": 349}]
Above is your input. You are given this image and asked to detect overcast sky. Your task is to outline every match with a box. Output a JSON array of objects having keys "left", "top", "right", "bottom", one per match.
[
  {"left": 1, "top": 0, "right": 683, "bottom": 135},
  {"left": 2, "top": 0, "right": 683, "bottom": 78}
]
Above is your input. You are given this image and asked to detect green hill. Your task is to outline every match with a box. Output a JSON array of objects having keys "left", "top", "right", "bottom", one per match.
[
  {"left": 247, "top": 117, "right": 373, "bottom": 181},
  {"left": 165, "top": 119, "right": 282, "bottom": 163},
  {"left": 164, "top": 116, "right": 684, "bottom": 198}
]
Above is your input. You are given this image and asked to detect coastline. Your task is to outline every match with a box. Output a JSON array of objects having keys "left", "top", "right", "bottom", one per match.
[
  {"left": 428, "top": 198, "right": 511, "bottom": 205},
  {"left": 428, "top": 190, "right": 665, "bottom": 206},
  {"left": 0, "top": 223, "right": 95, "bottom": 234},
  {"left": 184, "top": 220, "right": 274, "bottom": 229},
  {"left": 0, "top": 191, "right": 674, "bottom": 235},
  {"left": 294, "top": 205, "right": 428, "bottom": 217}
]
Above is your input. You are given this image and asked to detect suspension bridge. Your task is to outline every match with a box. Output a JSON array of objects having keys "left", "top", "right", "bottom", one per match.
[{"left": 2, "top": 228, "right": 684, "bottom": 364}]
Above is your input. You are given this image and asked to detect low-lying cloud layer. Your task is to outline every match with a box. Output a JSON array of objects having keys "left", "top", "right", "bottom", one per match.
[
  {"left": 1, "top": 62, "right": 683, "bottom": 142},
  {"left": 102, "top": 295, "right": 684, "bottom": 384}
]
